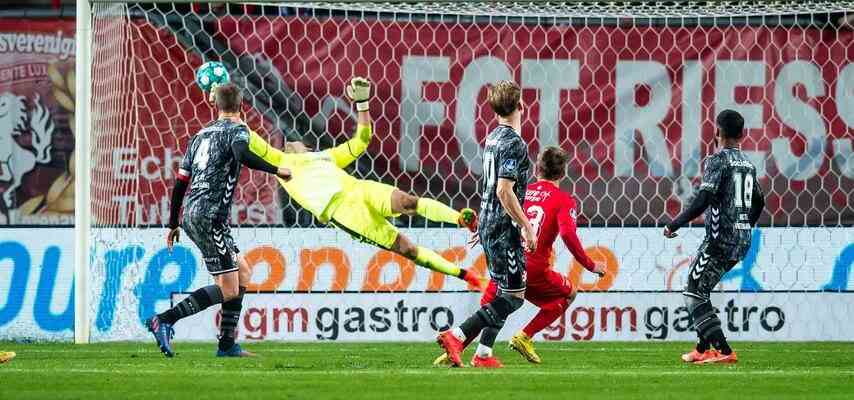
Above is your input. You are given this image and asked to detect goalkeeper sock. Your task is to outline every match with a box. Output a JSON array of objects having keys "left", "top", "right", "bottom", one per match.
[
  {"left": 218, "top": 286, "right": 246, "bottom": 352},
  {"left": 415, "top": 198, "right": 460, "bottom": 225},
  {"left": 415, "top": 247, "right": 461, "bottom": 277},
  {"left": 158, "top": 285, "right": 223, "bottom": 325}
]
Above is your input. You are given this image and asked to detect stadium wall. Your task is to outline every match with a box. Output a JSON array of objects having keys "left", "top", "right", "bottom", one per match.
[{"left": 1, "top": 227, "right": 852, "bottom": 341}]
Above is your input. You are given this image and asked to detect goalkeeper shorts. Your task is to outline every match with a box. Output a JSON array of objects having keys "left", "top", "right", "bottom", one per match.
[{"left": 327, "top": 179, "right": 400, "bottom": 250}]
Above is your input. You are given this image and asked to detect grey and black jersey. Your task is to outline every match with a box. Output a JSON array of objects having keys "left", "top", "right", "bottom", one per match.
[
  {"left": 179, "top": 119, "right": 250, "bottom": 223},
  {"left": 698, "top": 147, "right": 761, "bottom": 261},
  {"left": 478, "top": 125, "right": 531, "bottom": 241}
]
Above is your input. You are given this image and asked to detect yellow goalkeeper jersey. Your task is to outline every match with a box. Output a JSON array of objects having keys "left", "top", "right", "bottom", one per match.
[{"left": 248, "top": 124, "right": 371, "bottom": 223}]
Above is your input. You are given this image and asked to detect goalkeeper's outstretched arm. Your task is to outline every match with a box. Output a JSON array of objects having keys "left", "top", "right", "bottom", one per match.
[
  {"left": 328, "top": 77, "right": 373, "bottom": 168},
  {"left": 232, "top": 127, "right": 291, "bottom": 180}
]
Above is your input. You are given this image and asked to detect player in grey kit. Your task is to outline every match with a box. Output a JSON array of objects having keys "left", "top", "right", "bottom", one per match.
[
  {"left": 663, "top": 109, "right": 765, "bottom": 364},
  {"left": 145, "top": 84, "right": 291, "bottom": 358},
  {"left": 437, "top": 81, "right": 534, "bottom": 368}
]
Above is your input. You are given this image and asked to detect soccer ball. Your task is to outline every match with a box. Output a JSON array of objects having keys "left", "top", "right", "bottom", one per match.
[{"left": 195, "top": 61, "right": 230, "bottom": 93}]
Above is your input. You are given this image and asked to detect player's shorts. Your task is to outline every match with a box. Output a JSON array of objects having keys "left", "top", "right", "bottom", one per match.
[
  {"left": 182, "top": 216, "right": 240, "bottom": 276},
  {"left": 683, "top": 241, "right": 738, "bottom": 299},
  {"left": 327, "top": 179, "right": 400, "bottom": 250},
  {"left": 481, "top": 269, "right": 573, "bottom": 307},
  {"left": 481, "top": 231, "right": 526, "bottom": 293}
]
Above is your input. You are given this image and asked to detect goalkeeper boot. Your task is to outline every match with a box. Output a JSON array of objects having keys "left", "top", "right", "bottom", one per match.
[
  {"left": 461, "top": 268, "right": 486, "bottom": 291},
  {"left": 681, "top": 348, "right": 719, "bottom": 363},
  {"left": 457, "top": 208, "right": 478, "bottom": 233},
  {"left": 509, "top": 331, "right": 542, "bottom": 364},
  {"left": 216, "top": 343, "right": 257, "bottom": 358},
  {"left": 471, "top": 354, "right": 504, "bottom": 368},
  {"left": 145, "top": 316, "right": 175, "bottom": 358},
  {"left": 436, "top": 331, "right": 465, "bottom": 367},
  {"left": 0, "top": 351, "right": 16, "bottom": 364},
  {"left": 695, "top": 351, "right": 738, "bottom": 365}
]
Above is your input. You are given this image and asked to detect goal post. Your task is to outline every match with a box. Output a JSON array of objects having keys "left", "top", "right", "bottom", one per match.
[
  {"left": 75, "top": 0, "right": 93, "bottom": 345},
  {"left": 78, "top": 0, "right": 854, "bottom": 343}
]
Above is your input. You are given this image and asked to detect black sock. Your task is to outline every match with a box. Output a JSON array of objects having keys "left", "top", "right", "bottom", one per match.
[
  {"left": 687, "top": 297, "right": 723, "bottom": 354},
  {"left": 459, "top": 313, "right": 487, "bottom": 340},
  {"left": 158, "top": 285, "right": 224, "bottom": 325},
  {"left": 218, "top": 286, "right": 246, "bottom": 351},
  {"left": 460, "top": 294, "right": 523, "bottom": 340},
  {"left": 696, "top": 337, "right": 710, "bottom": 353},
  {"left": 479, "top": 327, "right": 499, "bottom": 349},
  {"left": 708, "top": 330, "right": 732, "bottom": 355}
]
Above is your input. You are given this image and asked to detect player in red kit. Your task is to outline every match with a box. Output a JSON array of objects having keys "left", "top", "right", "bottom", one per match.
[{"left": 433, "top": 146, "right": 605, "bottom": 366}]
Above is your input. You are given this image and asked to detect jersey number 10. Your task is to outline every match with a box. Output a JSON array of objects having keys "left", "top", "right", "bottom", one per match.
[{"left": 733, "top": 171, "right": 754, "bottom": 208}]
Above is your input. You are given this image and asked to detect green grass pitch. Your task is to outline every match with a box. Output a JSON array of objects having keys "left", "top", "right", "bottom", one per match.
[{"left": 2, "top": 341, "right": 853, "bottom": 399}]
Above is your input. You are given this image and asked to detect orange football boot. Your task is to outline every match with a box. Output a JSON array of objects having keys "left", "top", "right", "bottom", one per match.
[
  {"left": 436, "top": 331, "right": 465, "bottom": 367},
  {"left": 681, "top": 348, "right": 719, "bottom": 363},
  {"left": 471, "top": 355, "right": 503, "bottom": 368},
  {"left": 695, "top": 351, "right": 738, "bottom": 365}
]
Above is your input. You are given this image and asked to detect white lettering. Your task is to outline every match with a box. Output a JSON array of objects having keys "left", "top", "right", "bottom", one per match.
[
  {"left": 455, "top": 56, "right": 512, "bottom": 175},
  {"left": 772, "top": 61, "right": 826, "bottom": 180},
  {"left": 681, "top": 61, "right": 703, "bottom": 178},
  {"left": 113, "top": 148, "right": 137, "bottom": 181},
  {"left": 715, "top": 60, "right": 768, "bottom": 177},
  {"left": 615, "top": 61, "right": 673, "bottom": 177},
  {"left": 836, "top": 63, "right": 854, "bottom": 129},
  {"left": 399, "top": 56, "right": 449, "bottom": 172},
  {"left": 522, "top": 59, "right": 580, "bottom": 149}
]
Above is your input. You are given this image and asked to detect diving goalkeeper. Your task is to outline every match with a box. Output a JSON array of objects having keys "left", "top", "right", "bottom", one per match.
[{"left": 249, "top": 77, "right": 483, "bottom": 288}]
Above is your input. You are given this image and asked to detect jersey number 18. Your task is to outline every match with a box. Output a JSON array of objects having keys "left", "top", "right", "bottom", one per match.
[{"left": 733, "top": 171, "right": 754, "bottom": 208}]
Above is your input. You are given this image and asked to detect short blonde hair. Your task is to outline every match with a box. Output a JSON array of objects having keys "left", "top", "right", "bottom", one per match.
[{"left": 487, "top": 80, "right": 521, "bottom": 117}]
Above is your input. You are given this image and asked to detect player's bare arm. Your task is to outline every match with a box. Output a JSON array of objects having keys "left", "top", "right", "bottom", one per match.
[{"left": 497, "top": 177, "right": 536, "bottom": 252}]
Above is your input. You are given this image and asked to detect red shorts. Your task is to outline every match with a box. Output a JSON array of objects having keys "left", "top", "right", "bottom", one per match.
[{"left": 481, "top": 269, "right": 574, "bottom": 308}]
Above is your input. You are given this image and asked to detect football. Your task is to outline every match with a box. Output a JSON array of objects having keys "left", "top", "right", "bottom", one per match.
[{"left": 195, "top": 61, "right": 230, "bottom": 93}]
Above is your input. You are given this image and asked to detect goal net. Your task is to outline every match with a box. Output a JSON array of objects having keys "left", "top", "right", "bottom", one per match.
[{"left": 83, "top": 1, "right": 854, "bottom": 343}]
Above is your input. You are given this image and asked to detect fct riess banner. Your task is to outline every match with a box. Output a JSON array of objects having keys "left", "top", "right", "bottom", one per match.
[{"left": 209, "top": 17, "right": 854, "bottom": 226}]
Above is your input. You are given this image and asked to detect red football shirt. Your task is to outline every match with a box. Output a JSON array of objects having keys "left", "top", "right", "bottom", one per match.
[{"left": 523, "top": 180, "right": 595, "bottom": 278}]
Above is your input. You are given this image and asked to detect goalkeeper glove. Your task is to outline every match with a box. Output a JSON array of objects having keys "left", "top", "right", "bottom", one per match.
[{"left": 346, "top": 77, "right": 372, "bottom": 112}]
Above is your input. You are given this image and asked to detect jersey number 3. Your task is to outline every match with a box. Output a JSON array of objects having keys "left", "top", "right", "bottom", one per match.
[{"left": 526, "top": 205, "right": 545, "bottom": 237}]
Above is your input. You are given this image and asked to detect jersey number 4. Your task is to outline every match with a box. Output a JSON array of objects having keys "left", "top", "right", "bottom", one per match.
[
  {"left": 733, "top": 171, "right": 754, "bottom": 208},
  {"left": 194, "top": 138, "right": 211, "bottom": 170}
]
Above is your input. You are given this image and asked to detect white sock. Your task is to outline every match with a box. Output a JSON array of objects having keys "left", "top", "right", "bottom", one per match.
[
  {"left": 476, "top": 343, "right": 493, "bottom": 358},
  {"left": 451, "top": 327, "right": 466, "bottom": 342}
]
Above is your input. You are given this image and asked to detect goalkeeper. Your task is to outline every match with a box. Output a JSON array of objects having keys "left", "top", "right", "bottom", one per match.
[{"left": 249, "top": 77, "right": 483, "bottom": 288}]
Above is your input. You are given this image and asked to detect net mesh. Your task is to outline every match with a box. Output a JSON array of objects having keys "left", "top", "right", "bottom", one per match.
[
  {"left": 87, "top": 1, "right": 854, "bottom": 341},
  {"left": 278, "top": 1, "right": 854, "bottom": 18}
]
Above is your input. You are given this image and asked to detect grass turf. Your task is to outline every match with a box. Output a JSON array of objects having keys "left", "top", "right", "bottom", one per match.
[{"left": 1, "top": 341, "right": 853, "bottom": 399}]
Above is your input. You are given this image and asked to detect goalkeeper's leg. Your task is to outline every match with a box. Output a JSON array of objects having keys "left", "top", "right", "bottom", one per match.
[
  {"left": 391, "top": 233, "right": 484, "bottom": 289},
  {"left": 389, "top": 189, "right": 478, "bottom": 232}
]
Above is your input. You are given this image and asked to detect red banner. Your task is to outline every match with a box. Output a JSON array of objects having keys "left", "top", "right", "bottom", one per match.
[
  {"left": 0, "top": 19, "right": 76, "bottom": 225},
  {"left": 110, "top": 16, "right": 854, "bottom": 226}
]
